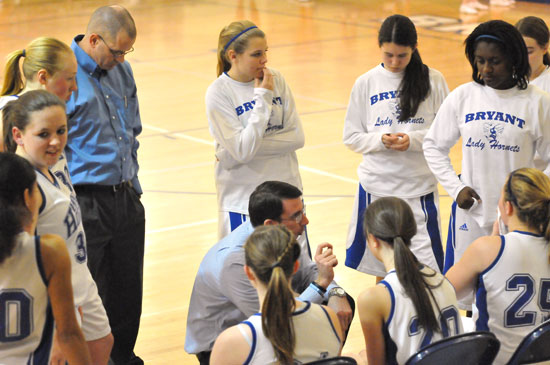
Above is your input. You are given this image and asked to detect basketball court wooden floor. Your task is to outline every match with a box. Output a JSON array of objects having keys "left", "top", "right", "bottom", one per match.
[{"left": 0, "top": 0, "right": 548, "bottom": 363}]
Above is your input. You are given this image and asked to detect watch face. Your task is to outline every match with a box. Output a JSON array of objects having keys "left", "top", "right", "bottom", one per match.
[{"left": 330, "top": 287, "right": 346, "bottom": 297}]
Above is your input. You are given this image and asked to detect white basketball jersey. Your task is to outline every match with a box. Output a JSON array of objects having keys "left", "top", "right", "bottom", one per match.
[
  {"left": 381, "top": 269, "right": 463, "bottom": 364},
  {"left": 0, "top": 232, "right": 54, "bottom": 364},
  {"left": 240, "top": 301, "right": 341, "bottom": 364},
  {"left": 35, "top": 168, "right": 93, "bottom": 307},
  {"left": 474, "top": 231, "right": 550, "bottom": 364}
]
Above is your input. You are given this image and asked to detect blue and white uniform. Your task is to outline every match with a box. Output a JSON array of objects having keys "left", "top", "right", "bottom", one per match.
[
  {"left": 424, "top": 83, "right": 550, "bottom": 281},
  {"left": 206, "top": 68, "right": 305, "bottom": 239},
  {"left": 380, "top": 269, "right": 463, "bottom": 364},
  {"left": 35, "top": 167, "right": 110, "bottom": 341},
  {"left": 474, "top": 231, "right": 550, "bottom": 364},
  {"left": 0, "top": 232, "right": 54, "bottom": 365},
  {"left": 237, "top": 301, "right": 341, "bottom": 364},
  {"left": 530, "top": 66, "right": 550, "bottom": 171},
  {"left": 344, "top": 64, "right": 449, "bottom": 276}
]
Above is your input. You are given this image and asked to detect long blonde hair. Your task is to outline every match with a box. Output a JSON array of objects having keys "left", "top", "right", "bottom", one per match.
[
  {"left": 216, "top": 20, "right": 265, "bottom": 76},
  {"left": 2, "top": 37, "right": 73, "bottom": 96},
  {"left": 504, "top": 168, "right": 550, "bottom": 259}
]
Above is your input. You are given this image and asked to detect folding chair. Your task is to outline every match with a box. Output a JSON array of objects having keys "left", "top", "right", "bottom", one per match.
[
  {"left": 405, "top": 331, "right": 500, "bottom": 365},
  {"left": 506, "top": 319, "right": 550, "bottom": 365},
  {"left": 305, "top": 356, "right": 358, "bottom": 365}
]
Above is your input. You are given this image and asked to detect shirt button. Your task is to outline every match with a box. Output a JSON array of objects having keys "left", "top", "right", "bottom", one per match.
[
  {"left": 118, "top": 136, "right": 122, "bottom": 140},
  {"left": 123, "top": 158, "right": 126, "bottom": 161},
  {"left": 112, "top": 116, "right": 115, "bottom": 119},
  {"left": 106, "top": 95, "right": 109, "bottom": 99}
]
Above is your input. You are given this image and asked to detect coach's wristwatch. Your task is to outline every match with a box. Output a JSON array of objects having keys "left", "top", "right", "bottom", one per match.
[{"left": 328, "top": 287, "right": 346, "bottom": 298}]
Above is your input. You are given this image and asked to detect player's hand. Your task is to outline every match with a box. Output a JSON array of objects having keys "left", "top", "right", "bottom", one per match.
[
  {"left": 254, "top": 67, "right": 274, "bottom": 91},
  {"left": 381, "top": 133, "right": 399, "bottom": 149},
  {"left": 327, "top": 295, "right": 353, "bottom": 332},
  {"left": 389, "top": 133, "right": 410, "bottom": 151},
  {"left": 49, "top": 331, "right": 67, "bottom": 365},
  {"left": 314, "top": 243, "right": 338, "bottom": 289},
  {"left": 456, "top": 186, "right": 481, "bottom": 210}
]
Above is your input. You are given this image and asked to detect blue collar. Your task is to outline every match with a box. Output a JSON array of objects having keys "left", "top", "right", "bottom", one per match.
[{"left": 71, "top": 35, "right": 105, "bottom": 79}]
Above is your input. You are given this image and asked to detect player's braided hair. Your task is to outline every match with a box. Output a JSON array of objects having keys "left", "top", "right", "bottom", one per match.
[{"left": 244, "top": 225, "right": 301, "bottom": 364}]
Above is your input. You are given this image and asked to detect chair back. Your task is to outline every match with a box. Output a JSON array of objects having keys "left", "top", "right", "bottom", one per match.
[
  {"left": 405, "top": 331, "right": 500, "bottom": 365},
  {"left": 305, "top": 356, "right": 358, "bottom": 365},
  {"left": 507, "top": 319, "right": 550, "bottom": 365}
]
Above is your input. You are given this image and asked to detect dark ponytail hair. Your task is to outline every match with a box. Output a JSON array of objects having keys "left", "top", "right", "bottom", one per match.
[
  {"left": 516, "top": 16, "right": 550, "bottom": 66},
  {"left": 3, "top": 89, "right": 66, "bottom": 153},
  {"left": 378, "top": 14, "right": 430, "bottom": 121},
  {"left": 363, "top": 197, "right": 442, "bottom": 333},
  {"left": 244, "top": 225, "right": 301, "bottom": 364},
  {"left": 0, "top": 152, "right": 37, "bottom": 264}
]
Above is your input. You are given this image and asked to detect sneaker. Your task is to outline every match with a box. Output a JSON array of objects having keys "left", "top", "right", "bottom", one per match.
[
  {"left": 460, "top": 3, "right": 478, "bottom": 13},
  {"left": 472, "top": 1, "right": 489, "bottom": 9}
]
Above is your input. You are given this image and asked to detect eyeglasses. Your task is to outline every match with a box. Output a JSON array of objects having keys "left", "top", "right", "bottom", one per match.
[
  {"left": 282, "top": 206, "right": 306, "bottom": 224},
  {"left": 97, "top": 34, "right": 134, "bottom": 57}
]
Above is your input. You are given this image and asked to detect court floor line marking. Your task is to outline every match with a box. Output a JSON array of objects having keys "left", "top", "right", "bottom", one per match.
[
  {"left": 145, "top": 196, "right": 344, "bottom": 235},
  {"left": 142, "top": 123, "right": 358, "bottom": 184}
]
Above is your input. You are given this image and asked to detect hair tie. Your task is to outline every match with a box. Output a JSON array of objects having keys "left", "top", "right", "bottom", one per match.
[
  {"left": 270, "top": 261, "right": 281, "bottom": 270},
  {"left": 223, "top": 26, "right": 257, "bottom": 53},
  {"left": 475, "top": 34, "right": 503, "bottom": 43},
  {"left": 21, "top": 49, "right": 26, "bottom": 57}
]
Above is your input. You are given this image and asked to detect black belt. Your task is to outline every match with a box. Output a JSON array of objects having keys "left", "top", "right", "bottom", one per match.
[{"left": 74, "top": 181, "right": 133, "bottom": 193}]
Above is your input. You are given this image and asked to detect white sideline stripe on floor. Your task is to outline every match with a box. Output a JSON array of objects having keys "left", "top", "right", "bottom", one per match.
[{"left": 143, "top": 123, "right": 358, "bottom": 185}]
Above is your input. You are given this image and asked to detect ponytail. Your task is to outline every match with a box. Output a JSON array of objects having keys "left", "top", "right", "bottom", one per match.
[
  {"left": 262, "top": 263, "right": 296, "bottom": 364},
  {"left": 364, "top": 197, "right": 443, "bottom": 333},
  {"left": 393, "top": 236, "right": 440, "bottom": 332},
  {"left": 244, "top": 225, "right": 301, "bottom": 363},
  {"left": 400, "top": 50, "right": 430, "bottom": 121},
  {"left": 1, "top": 50, "right": 25, "bottom": 96}
]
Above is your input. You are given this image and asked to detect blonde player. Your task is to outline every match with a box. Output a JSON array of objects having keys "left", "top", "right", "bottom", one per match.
[
  {"left": 206, "top": 20, "right": 306, "bottom": 247},
  {"left": 211, "top": 225, "right": 342, "bottom": 364},
  {"left": 447, "top": 168, "right": 550, "bottom": 364}
]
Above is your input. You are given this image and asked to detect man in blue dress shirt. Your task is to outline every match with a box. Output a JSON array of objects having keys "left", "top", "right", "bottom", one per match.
[
  {"left": 65, "top": 5, "right": 144, "bottom": 364},
  {"left": 185, "top": 181, "right": 354, "bottom": 364}
]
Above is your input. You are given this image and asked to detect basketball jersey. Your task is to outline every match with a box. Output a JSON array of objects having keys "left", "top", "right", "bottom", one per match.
[
  {"left": 474, "top": 231, "right": 550, "bottom": 364},
  {"left": 0, "top": 232, "right": 54, "bottom": 364},
  {"left": 381, "top": 269, "right": 463, "bottom": 364},
  {"left": 239, "top": 301, "right": 341, "bottom": 364},
  {"left": 35, "top": 168, "right": 93, "bottom": 307}
]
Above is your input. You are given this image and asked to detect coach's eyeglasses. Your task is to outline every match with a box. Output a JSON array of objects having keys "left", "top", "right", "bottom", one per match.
[
  {"left": 97, "top": 34, "right": 134, "bottom": 57},
  {"left": 282, "top": 206, "right": 306, "bottom": 224}
]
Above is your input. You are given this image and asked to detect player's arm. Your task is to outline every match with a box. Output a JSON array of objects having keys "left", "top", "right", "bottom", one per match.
[
  {"left": 446, "top": 235, "right": 502, "bottom": 299},
  {"left": 343, "top": 79, "right": 386, "bottom": 154},
  {"left": 358, "top": 285, "right": 390, "bottom": 365},
  {"left": 252, "top": 72, "right": 305, "bottom": 157},
  {"left": 211, "top": 324, "right": 251, "bottom": 365},
  {"left": 40, "top": 234, "right": 92, "bottom": 365},
  {"left": 207, "top": 82, "right": 273, "bottom": 166}
]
